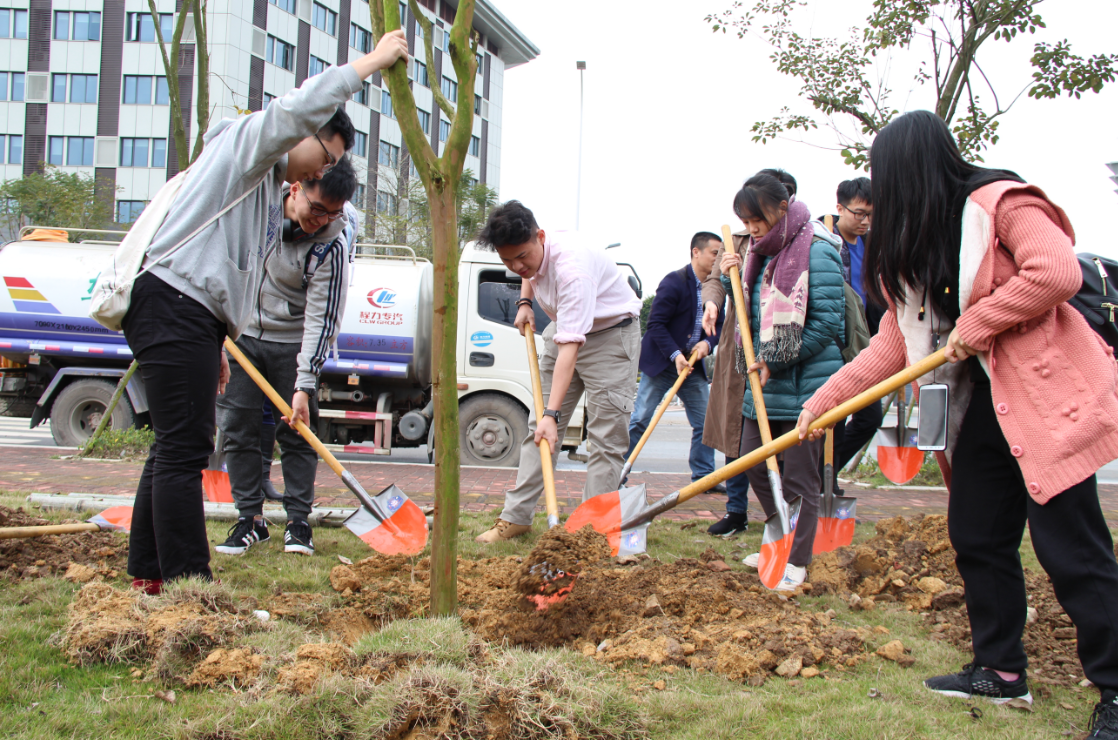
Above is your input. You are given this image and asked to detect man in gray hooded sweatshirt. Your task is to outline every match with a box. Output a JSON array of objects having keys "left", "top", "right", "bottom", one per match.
[
  {"left": 216, "top": 157, "right": 359, "bottom": 557},
  {"left": 121, "top": 31, "right": 407, "bottom": 594}
]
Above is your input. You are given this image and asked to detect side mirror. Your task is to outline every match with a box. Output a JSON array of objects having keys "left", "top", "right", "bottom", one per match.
[{"left": 627, "top": 275, "right": 642, "bottom": 299}]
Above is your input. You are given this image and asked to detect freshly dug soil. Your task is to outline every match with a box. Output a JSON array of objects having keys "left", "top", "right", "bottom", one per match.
[
  {"left": 0, "top": 505, "right": 127, "bottom": 581},
  {"left": 514, "top": 525, "right": 610, "bottom": 597}
]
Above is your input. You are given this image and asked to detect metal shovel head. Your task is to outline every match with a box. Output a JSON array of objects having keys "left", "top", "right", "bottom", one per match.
[
  {"left": 814, "top": 496, "right": 857, "bottom": 554},
  {"left": 89, "top": 505, "right": 133, "bottom": 533},
  {"left": 564, "top": 484, "right": 648, "bottom": 557},
  {"left": 758, "top": 496, "right": 802, "bottom": 590},
  {"left": 342, "top": 484, "right": 428, "bottom": 556},
  {"left": 875, "top": 427, "right": 924, "bottom": 485},
  {"left": 201, "top": 440, "right": 233, "bottom": 503}
]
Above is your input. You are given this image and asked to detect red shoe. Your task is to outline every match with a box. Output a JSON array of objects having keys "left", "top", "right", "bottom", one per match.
[{"left": 131, "top": 578, "right": 163, "bottom": 595}]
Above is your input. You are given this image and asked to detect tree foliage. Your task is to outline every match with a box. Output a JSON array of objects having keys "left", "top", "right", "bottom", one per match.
[
  {"left": 0, "top": 167, "right": 117, "bottom": 240},
  {"left": 706, "top": 0, "right": 1118, "bottom": 167}
]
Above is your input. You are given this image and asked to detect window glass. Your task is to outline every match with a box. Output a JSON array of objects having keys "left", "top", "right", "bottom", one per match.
[
  {"left": 353, "top": 131, "right": 367, "bottom": 158},
  {"left": 119, "top": 138, "right": 133, "bottom": 167},
  {"left": 0, "top": 10, "right": 9, "bottom": 39},
  {"left": 0, "top": 135, "right": 5, "bottom": 164},
  {"left": 0, "top": 72, "right": 7, "bottom": 102},
  {"left": 13, "top": 8, "right": 25, "bottom": 38},
  {"left": 54, "top": 11, "right": 68, "bottom": 39},
  {"left": 67, "top": 137, "right": 93, "bottom": 166},
  {"left": 439, "top": 119, "right": 449, "bottom": 142},
  {"left": 477, "top": 275, "right": 552, "bottom": 333},
  {"left": 308, "top": 56, "right": 326, "bottom": 77},
  {"left": 7, "top": 135, "right": 19, "bottom": 165},
  {"left": 152, "top": 138, "right": 166, "bottom": 167},
  {"left": 117, "top": 201, "right": 145, "bottom": 224},
  {"left": 136, "top": 77, "right": 152, "bottom": 104},
  {"left": 73, "top": 11, "right": 88, "bottom": 40},
  {"left": 381, "top": 89, "right": 393, "bottom": 119},
  {"left": 469, "top": 135, "right": 479, "bottom": 157},
  {"left": 52, "top": 74, "right": 67, "bottom": 102},
  {"left": 155, "top": 77, "right": 169, "bottom": 105},
  {"left": 415, "top": 61, "right": 428, "bottom": 87},
  {"left": 48, "top": 137, "right": 64, "bottom": 166},
  {"left": 11, "top": 72, "right": 23, "bottom": 102},
  {"left": 417, "top": 109, "right": 430, "bottom": 133}
]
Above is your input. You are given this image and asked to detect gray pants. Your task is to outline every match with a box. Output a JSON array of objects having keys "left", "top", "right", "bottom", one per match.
[
  {"left": 217, "top": 335, "right": 319, "bottom": 520},
  {"left": 500, "top": 320, "right": 640, "bottom": 526}
]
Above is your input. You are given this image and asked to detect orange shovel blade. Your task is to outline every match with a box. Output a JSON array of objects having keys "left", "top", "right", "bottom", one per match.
[
  {"left": 758, "top": 497, "right": 801, "bottom": 590},
  {"left": 343, "top": 486, "right": 428, "bottom": 556},
  {"left": 89, "top": 505, "right": 133, "bottom": 533},
  {"left": 565, "top": 490, "right": 623, "bottom": 555},
  {"left": 201, "top": 469, "right": 234, "bottom": 503},
  {"left": 814, "top": 497, "right": 857, "bottom": 554},
  {"left": 877, "top": 446, "right": 924, "bottom": 485}
]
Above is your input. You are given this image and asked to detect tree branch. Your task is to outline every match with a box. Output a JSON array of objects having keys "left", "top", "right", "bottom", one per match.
[
  {"left": 190, "top": 0, "right": 209, "bottom": 164},
  {"left": 148, "top": 0, "right": 191, "bottom": 170},
  {"left": 408, "top": 0, "right": 456, "bottom": 119}
]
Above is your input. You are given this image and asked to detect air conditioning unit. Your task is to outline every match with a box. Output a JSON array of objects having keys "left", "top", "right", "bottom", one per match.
[
  {"left": 297, "top": 0, "right": 311, "bottom": 23},
  {"left": 251, "top": 27, "right": 266, "bottom": 58},
  {"left": 95, "top": 137, "right": 118, "bottom": 168},
  {"left": 24, "top": 72, "right": 49, "bottom": 103}
]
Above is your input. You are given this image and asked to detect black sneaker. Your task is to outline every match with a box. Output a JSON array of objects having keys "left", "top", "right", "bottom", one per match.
[
  {"left": 215, "top": 517, "right": 269, "bottom": 555},
  {"left": 1089, "top": 694, "right": 1118, "bottom": 739},
  {"left": 707, "top": 512, "right": 748, "bottom": 537},
  {"left": 923, "top": 664, "right": 1032, "bottom": 705},
  {"left": 284, "top": 519, "right": 314, "bottom": 555}
]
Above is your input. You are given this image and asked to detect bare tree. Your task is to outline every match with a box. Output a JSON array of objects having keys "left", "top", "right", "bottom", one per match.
[{"left": 148, "top": 0, "right": 210, "bottom": 169}]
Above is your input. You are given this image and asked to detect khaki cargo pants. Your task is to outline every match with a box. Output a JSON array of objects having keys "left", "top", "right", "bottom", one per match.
[{"left": 499, "top": 319, "right": 640, "bottom": 526}]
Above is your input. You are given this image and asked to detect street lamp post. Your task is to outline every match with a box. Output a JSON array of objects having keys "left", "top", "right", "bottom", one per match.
[{"left": 576, "top": 60, "right": 586, "bottom": 230}]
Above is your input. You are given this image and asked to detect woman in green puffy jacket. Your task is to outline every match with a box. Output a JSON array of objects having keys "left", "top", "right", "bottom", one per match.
[{"left": 720, "top": 172, "right": 845, "bottom": 590}]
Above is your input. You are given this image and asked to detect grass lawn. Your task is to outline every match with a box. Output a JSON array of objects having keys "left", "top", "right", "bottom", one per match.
[{"left": 0, "top": 491, "right": 1109, "bottom": 739}]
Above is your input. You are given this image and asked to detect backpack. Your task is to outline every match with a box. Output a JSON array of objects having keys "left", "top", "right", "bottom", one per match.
[
  {"left": 822, "top": 216, "right": 872, "bottom": 362},
  {"left": 1069, "top": 253, "right": 1118, "bottom": 353}
]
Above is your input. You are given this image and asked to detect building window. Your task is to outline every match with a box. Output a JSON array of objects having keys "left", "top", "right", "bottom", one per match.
[
  {"left": 8, "top": 72, "right": 23, "bottom": 102},
  {"left": 117, "top": 201, "right": 146, "bottom": 224},
  {"left": 126, "top": 12, "right": 173, "bottom": 41},
  {"left": 122, "top": 76, "right": 169, "bottom": 105},
  {"left": 152, "top": 138, "right": 166, "bottom": 167},
  {"left": 0, "top": 9, "right": 28, "bottom": 39},
  {"left": 263, "top": 92, "right": 275, "bottom": 107},
  {"left": 51, "top": 73, "right": 66, "bottom": 102},
  {"left": 439, "top": 119, "right": 449, "bottom": 142},
  {"left": 350, "top": 23, "right": 370, "bottom": 53},
  {"left": 6, "top": 135, "right": 21, "bottom": 164},
  {"left": 352, "top": 81, "right": 369, "bottom": 106},
  {"left": 355, "top": 183, "right": 366, "bottom": 207},
  {"left": 266, "top": 36, "right": 294, "bottom": 72},
  {"left": 417, "top": 109, "right": 430, "bottom": 133},
  {"left": 469, "top": 135, "right": 479, "bottom": 157},
  {"left": 54, "top": 11, "right": 100, "bottom": 41},
  {"left": 48, "top": 136, "right": 63, "bottom": 165},
  {"left": 311, "top": 3, "right": 336, "bottom": 35},
  {"left": 53, "top": 74, "right": 96, "bottom": 104},
  {"left": 378, "top": 140, "right": 399, "bottom": 168},
  {"left": 308, "top": 55, "right": 327, "bottom": 77},
  {"left": 474, "top": 94, "right": 481, "bottom": 114},
  {"left": 268, "top": 0, "right": 296, "bottom": 15},
  {"left": 381, "top": 89, "right": 394, "bottom": 119},
  {"left": 440, "top": 76, "right": 457, "bottom": 103},
  {"left": 414, "top": 60, "right": 428, "bottom": 87},
  {"left": 441, "top": 27, "right": 449, "bottom": 52},
  {"left": 353, "top": 131, "right": 367, "bottom": 158},
  {"left": 414, "top": 19, "right": 423, "bottom": 39},
  {"left": 409, "top": 158, "right": 419, "bottom": 179},
  {"left": 120, "top": 137, "right": 150, "bottom": 167},
  {"left": 476, "top": 51, "right": 483, "bottom": 72},
  {"left": 376, "top": 191, "right": 397, "bottom": 215},
  {"left": 67, "top": 137, "right": 94, "bottom": 166}
]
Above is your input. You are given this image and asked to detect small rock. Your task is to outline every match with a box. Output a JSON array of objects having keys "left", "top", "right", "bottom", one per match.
[
  {"left": 873, "top": 625, "right": 890, "bottom": 634},
  {"left": 876, "top": 640, "right": 906, "bottom": 662},
  {"left": 597, "top": 640, "right": 611, "bottom": 653},
  {"left": 824, "top": 609, "right": 837, "bottom": 619},
  {"left": 337, "top": 555, "right": 353, "bottom": 565},
  {"left": 153, "top": 690, "right": 176, "bottom": 704},
  {"left": 707, "top": 560, "right": 731, "bottom": 573},
  {"left": 801, "top": 583, "right": 812, "bottom": 593},
  {"left": 916, "top": 576, "right": 949, "bottom": 595},
  {"left": 1080, "top": 678, "right": 1094, "bottom": 688},
  {"left": 652, "top": 680, "right": 666, "bottom": 691},
  {"left": 253, "top": 610, "right": 270, "bottom": 623},
  {"left": 931, "top": 587, "right": 966, "bottom": 610},
  {"left": 329, "top": 565, "right": 362, "bottom": 593},
  {"left": 800, "top": 666, "right": 820, "bottom": 679},
  {"left": 1054, "top": 628, "right": 1077, "bottom": 640},
  {"left": 62, "top": 563, "right": 97, "bottom": 584},
  {"left": 681, "top": 643, "right": 696, "bottom": 656},
  {"left": 847, "top": 594, "right": 862, "bottom": 609},
  {"left": 891, "top": 579, "right": 906, "bottom": 589},
  {"left": 581, "top": 643, "right": 596, "bottom": 657},
  {"left": 616, "top": 554, "right": 639, "bottom": 565},
  {"left": 1025, "top": 607, "right": 1039, "bottom": 625},
  {"left": 642, "top": 594, "right": 662, "bottom": 618},
  {"left": 854, "top": 596, "right": 876, "bottom": 612},
  {"left": 775, "top": 655, "right": 803, "bottom": 678},
  {"left": 1060, "top": 702, "right": 1075, "bottom": 710}
]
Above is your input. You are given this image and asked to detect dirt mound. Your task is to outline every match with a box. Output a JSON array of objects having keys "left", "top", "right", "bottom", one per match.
[
  {"left": 275, "top": 642, "right": 354, "bottom": 695},
  {"left": 60, "top": 582, "right": 148, "bottom": 664},
  {"left": 186, "top": 647, "right": 264, "bottom": 688},
  {"left": 514, "top": 525, "right": 610, "bottom": 598},
  {"left": 0, "top": 505, "right": 127, "bottom": 581}
]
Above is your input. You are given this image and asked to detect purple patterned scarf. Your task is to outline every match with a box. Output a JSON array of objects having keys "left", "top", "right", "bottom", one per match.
[{"left": 738, "top": 199, "right": 814, "bottom": 366}]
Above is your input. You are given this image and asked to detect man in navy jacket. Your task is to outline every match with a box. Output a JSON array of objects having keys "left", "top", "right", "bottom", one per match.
[{"left": 627, "top": 232, "right": 726, "bottom": 483}]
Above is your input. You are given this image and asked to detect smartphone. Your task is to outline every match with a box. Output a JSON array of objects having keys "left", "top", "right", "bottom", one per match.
[{"left": 917, "top": 383, "right": 949, "bottom": 451}]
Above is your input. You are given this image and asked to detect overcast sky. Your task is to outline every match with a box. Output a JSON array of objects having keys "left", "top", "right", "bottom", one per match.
[{"left": 492, "top": 0, "right": 1118, "bottom": 293}]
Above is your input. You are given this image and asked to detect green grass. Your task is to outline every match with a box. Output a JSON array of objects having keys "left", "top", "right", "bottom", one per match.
[
  {"left": 0, "top": 491, "right": 1110, "bottom": 739},
  {"left": 77, "top": 427, "right": 156, "bottom": 460}
]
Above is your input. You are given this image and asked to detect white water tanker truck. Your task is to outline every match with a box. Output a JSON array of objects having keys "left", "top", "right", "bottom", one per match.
[{"left": 0, "top": 227, "right": 642, "bottom": 467}]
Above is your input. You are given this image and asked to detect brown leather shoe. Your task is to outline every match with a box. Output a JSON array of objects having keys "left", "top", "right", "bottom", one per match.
[{"left": 475, "top": 518, "right": 532, "bottom": 543}]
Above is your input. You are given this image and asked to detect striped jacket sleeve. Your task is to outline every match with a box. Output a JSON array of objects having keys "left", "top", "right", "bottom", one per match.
[{"left": 296, "top": 202, "right": 357, "bottom": 388}]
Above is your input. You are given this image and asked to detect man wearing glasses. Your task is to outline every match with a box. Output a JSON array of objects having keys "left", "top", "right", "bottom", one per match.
[
  {"left": 120, "top": 30, "right": 407, "bottom": 594},
  {"left": 216, "top": 158, "right": 359, "bottom": 557},
  {"left": 821, "top": 177, "right": 885, "bottom": 477}
]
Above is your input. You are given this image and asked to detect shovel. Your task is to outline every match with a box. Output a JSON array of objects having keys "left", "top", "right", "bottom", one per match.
[
  {"left": 619, "top": 347, "right": 700, "bottom": 484},
  {"left": 567, "top": 349, "right": 949, "bottom": 555},
  {"left": 723, "top": 225, "right": 797, "bottom": 591},
  {"left": 524, "top": 329, "right": 561, "bottom": 530},
  {"left": 812, "top": 428, "right": 857, "bottom": 554},
  {"left": 201, "top": 428, "right": 234, "bottom": 504},
  {"left": 223, "top": 338, "right": 427, "bottom": 556},
  {"left": 876, "top": 388, "right": 924, "bottom": 484},
  {"left": 0, "top": 505, "right": 133, "bottom": 540}
]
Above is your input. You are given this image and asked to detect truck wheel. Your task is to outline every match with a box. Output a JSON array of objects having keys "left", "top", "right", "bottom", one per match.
[
  {"left": 50, "top": 379, "right": 135, "bottom": 448},
  {"left": 458, "top": 394, "right": 527, "bottom": 468}
]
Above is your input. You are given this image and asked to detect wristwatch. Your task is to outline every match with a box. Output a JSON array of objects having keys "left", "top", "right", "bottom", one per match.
[
  {"left": 542, "top": 409, "right": 561, "bottom": 424},
  {"left": 295, "top": 387, "right": 317, "bottom": 398}
]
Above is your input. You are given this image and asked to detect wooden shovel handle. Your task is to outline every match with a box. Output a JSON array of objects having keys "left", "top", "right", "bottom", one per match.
[
  {"left": 825, "top": 427, "right": 834, "bottom": 467},
  {"left": 722, "top": 224, "right": 779, "bottom": 475},
  {"left": 0, "top": 522, "right": 99, "bottom": 540},
  {"left": 626, "top": 348, "right": 700, "bottom": 467},
  {"left": 523, "top": 330, "right": 559, "bottom": 524},
  {"left": 223, "top": 338, "right": 346, "bottom": 480}
]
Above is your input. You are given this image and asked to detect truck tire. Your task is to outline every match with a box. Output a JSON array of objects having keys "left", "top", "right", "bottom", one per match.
[
  {"left": 458, "top": 394, "right": 527, "bottom": 468},
  {"left": 50, "top": 379, "right": 135, "bottom": 448}
]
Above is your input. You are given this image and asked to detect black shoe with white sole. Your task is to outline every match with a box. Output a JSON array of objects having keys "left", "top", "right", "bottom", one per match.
[
  {"left": 215, "top": 517, "right": 269, "bottom": 555},
  {"left": 1089, "top": 693, "right": 1118, "bottom": 739},
  {"left": 707, "top": 512, "right": 748, "bottom": 537},
  {"left": 284, "top": 519, "right": 314, "bottom": 555},
  {"left": 923, "top": 664, "right": 1032, "bottom": 705}
]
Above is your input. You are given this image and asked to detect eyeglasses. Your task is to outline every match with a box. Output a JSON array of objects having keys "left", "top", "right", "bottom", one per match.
[
  {"left": 314, "top": 133, "right": 338, "bottom": 173},
  {"left": 842, "top": 205, "right": 873, "bottom": 222},
  {"left": 298, "top": 187, "right": 345, "bottom": 221}
]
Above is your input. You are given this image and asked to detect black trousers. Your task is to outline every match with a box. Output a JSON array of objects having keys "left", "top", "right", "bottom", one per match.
[
  {"left": 122, "top": 273, "right": 225, "bottom": 581},
  {"left": 950, "top": 381, "right": 1118, "bottom": 692}
]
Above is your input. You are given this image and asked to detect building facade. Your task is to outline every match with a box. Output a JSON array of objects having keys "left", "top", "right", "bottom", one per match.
[{"left": 0, "top": 0, "right": 537, "bottom": 228}]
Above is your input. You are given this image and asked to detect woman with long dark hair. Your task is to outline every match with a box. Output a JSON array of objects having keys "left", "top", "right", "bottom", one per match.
[
  {"left": 798, "top": 110, "right": 1118, "bottom": 735},
  {"left": 711, "top": 171, "right": 845, "bottom": 590}
]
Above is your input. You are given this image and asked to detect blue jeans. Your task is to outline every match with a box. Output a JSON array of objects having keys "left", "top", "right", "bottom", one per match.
[
  {"left": 627, "top": 368, "right": 715, "bottom": 481},
  {"left": 722, "top": 455, "right": 752, "bottom": 515}
]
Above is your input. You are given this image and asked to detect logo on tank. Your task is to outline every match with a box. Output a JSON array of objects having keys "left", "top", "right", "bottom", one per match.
[
  {"left": 367, "top": 288, "right": 397, "bottom": 308},
  {"left": 470, "top": 331, "right": 493, "bottom": 347}
]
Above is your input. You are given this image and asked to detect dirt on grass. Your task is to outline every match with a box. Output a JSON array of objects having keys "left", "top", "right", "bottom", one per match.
[{"left": 0, "top": 505, "right": 127, "bottom": 581}]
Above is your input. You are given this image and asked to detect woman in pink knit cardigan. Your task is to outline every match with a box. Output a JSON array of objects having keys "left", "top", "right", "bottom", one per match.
[{"left": 797, "top": 111, "right": 1118, "bottom": 737}]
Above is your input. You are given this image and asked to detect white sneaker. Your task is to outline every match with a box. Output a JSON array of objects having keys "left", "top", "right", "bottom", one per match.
[
  {"left": 742, "top": 552, "right": 760, "bottom": 569},
  {"left": 775, "top": 564, "right": 807, "bottom": 592}
]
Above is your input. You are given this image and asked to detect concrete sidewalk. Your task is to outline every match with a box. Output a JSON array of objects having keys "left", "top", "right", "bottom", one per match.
[{"left": 1, "top": 446, "right": 1115, "bottom": 525}]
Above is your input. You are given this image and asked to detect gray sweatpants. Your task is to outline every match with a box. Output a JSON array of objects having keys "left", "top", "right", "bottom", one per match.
[
  {"left": 500, "top": 320, "right": 640, "bottom": 526},
  {"left": 217, "top": 335, "right": 319, "bottom": 520}
]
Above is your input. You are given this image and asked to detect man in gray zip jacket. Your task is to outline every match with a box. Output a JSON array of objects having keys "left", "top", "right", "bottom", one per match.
[
  {"left": 216, "top": 159, "right": 359, "bottom": 556},
  {"left": 120, "top": 31, "right": 407, "bottom": 593}
]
